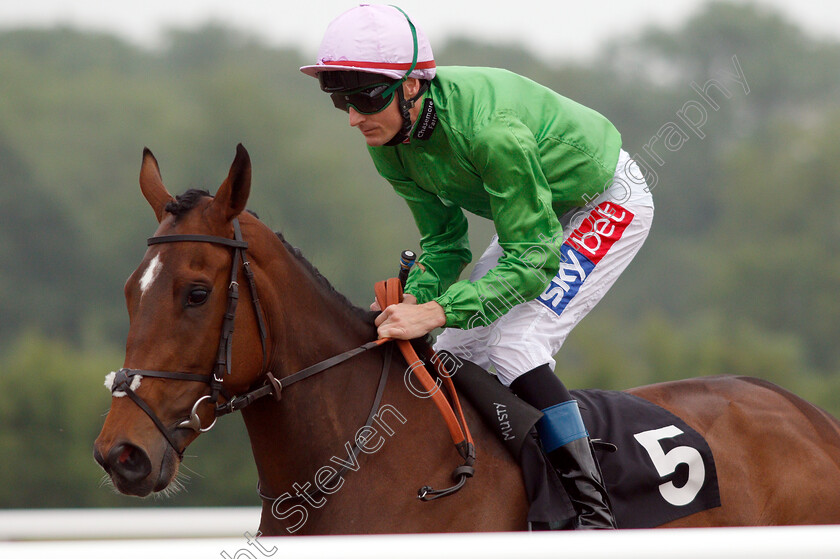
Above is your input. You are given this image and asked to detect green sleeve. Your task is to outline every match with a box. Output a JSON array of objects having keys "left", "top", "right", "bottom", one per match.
[
  {"left": 434, "top": 111, "right": 564, "bottom": 328},
  {"left": 386, "top": 178, "right": 473, "bottom": 305}
]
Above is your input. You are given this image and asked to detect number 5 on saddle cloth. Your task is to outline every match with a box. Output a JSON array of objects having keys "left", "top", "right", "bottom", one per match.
[{"left": 442, "top": 356, "right": 721, "bottom": 529}]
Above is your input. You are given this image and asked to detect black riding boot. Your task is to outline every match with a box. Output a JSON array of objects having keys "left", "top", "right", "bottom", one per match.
[
  {"left": 546, "top": 432, "right": 616, "bottom": 529},
  {"left": 511, "top": 365, "right": 617, "bottom": 530}
]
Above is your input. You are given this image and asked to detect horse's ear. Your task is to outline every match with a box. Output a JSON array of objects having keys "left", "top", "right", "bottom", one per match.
[
  {"left": 210, "top": 143, "right": 251, "bottom": 223},
  {"left": 139, "top": 148, "right": 174, "bottom": 223}
]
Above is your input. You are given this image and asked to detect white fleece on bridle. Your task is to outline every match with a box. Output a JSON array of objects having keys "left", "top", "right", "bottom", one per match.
[{"left": 104, "top": 371, "right": 142, "bottom": 397}]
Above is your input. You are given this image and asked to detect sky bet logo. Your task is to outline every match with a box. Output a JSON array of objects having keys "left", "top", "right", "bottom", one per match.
[{"left": 538, "top": 202, "right": 634, "bottom": 316}]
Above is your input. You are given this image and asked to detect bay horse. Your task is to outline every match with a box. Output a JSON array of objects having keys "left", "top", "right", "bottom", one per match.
[{"left": 94, "top": 145, "right": 840, "bottom": 534}]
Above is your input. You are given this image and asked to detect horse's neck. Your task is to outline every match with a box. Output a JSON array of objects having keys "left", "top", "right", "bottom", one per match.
[
  {"left": 240, "top": 346, "right": 401, "bottom": 529},
  {"left": 242, "top": 246, "right": 384, "bottom": 496},
  {"left": 237, "top": 236, "right": 529, "bottom": 534},
  {"left": 264, "top": 246, "right": 375, "bottom": 375}
]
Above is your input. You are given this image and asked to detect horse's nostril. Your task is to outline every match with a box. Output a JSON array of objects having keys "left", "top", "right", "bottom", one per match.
[{"left": 107, "top": 443, "right": 151, "bottom": 482}]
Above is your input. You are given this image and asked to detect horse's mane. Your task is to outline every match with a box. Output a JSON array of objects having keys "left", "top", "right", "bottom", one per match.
[
  {"left": 271, "top": 233, "right": 435, "bottom": 359},
  {"left": 165, "top": 189, "right": 374, "bottom": 325},
  {"left": 274, "top": 232, "right": 374, "bottom": 324},
  {"left": 164, "top": 188, "right": 210, "bottom": 218}
]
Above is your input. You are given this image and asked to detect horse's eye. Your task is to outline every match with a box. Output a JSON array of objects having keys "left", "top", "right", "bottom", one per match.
[{"left": 187, "top": 288, "right": 209, "bottom": 306}]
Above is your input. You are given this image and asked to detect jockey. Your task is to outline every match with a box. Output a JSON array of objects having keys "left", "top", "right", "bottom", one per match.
[{"left": 301, "top": 4, "right": 654, "bottom": 530}]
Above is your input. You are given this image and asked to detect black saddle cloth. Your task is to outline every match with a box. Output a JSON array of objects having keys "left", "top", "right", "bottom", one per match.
[
  {"left": 571, "top": 388, "right": 721, "bottom": 528},
  {"left": 448, "top": 362, "right": 721, "bottom": 528}
]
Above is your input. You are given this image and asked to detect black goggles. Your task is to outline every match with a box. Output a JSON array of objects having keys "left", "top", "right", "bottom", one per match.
[{"left": 329, "top": 84, "right": 396, "bottom": 115}]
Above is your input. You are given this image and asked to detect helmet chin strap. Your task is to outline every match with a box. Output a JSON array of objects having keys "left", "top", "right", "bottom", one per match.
[{"left": 384, "top": 80, "right": 429, "bottom": 146}]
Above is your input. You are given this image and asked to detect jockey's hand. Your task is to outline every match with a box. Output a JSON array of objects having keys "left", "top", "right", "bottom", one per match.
[
  {"left": 375, "top": 297, "right": 445, "bottom": 340},
  {"left": 370, "top": 293, "right": 417, "bottom": 311}
]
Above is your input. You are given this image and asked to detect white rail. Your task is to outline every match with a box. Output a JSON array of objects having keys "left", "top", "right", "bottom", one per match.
[
  {"left": 2, "top": 509, "right": 840, "bottom": 559},
  {"left": 0, "top": 507, "right": 262, "bottom": 540}
]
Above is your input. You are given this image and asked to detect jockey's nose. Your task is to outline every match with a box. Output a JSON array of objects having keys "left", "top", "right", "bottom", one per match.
[{"left": 348, "top": 107, "right": 365, "bottom": 127}]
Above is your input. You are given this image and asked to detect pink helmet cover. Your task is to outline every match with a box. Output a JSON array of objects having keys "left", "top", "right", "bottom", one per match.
[{"left": 300, "top": 4, "right": 436, "bottom": 81}]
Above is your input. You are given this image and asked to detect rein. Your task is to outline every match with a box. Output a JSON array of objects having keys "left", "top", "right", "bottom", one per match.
[
  {"left": 258, "top": 278, "right": 476, "bottom": 505},
  {"left": 111, "top": 217, "right": 474, "bottom": 499},
  {"left": 373, "top": 277, "right": 476, "bottom": 500}
]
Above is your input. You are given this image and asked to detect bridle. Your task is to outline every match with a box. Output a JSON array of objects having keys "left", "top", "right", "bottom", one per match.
[
  {"left": 108, "top": 217, "right": 391, "bottom": 462},
  {"left": 109, "top": 218, "right": 275, "bottom": 459},
  {"left": 109, "top": 216, "right": 473, "bottom": 500}
]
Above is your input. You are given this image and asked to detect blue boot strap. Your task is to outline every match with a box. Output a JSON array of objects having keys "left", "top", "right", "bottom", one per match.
[{"left": 536, "top": 400, "right": 588, "bottom": 453}]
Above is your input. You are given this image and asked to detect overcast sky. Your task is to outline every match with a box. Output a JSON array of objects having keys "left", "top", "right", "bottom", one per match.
[{"left": 1, "top": 1, "right": 838, "bottom": 62}]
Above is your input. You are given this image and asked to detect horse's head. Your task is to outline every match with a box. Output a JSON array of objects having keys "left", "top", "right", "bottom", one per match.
[{"left": 94, "top": 144, "right": 273, "bottom": 497}]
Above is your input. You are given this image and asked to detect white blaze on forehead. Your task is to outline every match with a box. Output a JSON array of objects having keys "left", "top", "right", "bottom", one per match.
[{"left": 139, "top": 254, "right": 162, "bottom": 295}]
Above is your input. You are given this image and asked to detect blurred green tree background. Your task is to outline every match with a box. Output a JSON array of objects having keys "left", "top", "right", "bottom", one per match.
[{"left": 1, "top": 2, "right": 839, "bottom": 507}]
